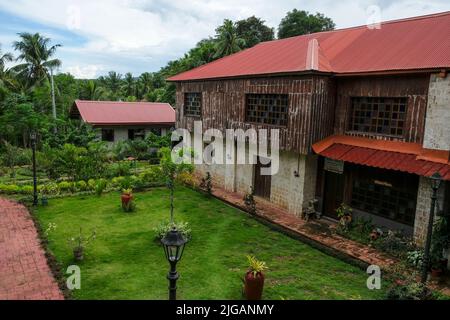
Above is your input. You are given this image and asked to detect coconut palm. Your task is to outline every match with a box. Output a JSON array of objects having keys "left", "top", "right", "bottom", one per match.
[
  {"left": 139, "top": 72, "right": 153, "bottom": 96},
  {"left": 0, "top": 45, "right": 14, "bottom": 88},
  {"left": 214, "top": 19, "right": 245, "bottom": 58},
  {"left": 122, "top": 72, "right": 135, "bottom": 97},
  {"left": 12, "top": 33, "right": 61, "bottom": 88},
  {"left": 80, "top": 80, "right": 107, "bottom": 101}
]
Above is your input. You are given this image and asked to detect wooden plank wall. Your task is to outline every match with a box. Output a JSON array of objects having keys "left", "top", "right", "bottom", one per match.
[
  {"left": 334, "top": 74, "right": 429, "bottom": 144},
  {"left": 175, "top": 75, "right": 335, "bottom": 154}
]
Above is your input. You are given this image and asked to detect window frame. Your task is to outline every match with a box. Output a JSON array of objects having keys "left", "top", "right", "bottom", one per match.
[
  {"left": 245, "top": 93, "right": 289, "bottom": 127},
  {"left": 348, "top": 96, "right": 408, "bottom": 138},
  {"left": 184, "top": 92, "right": 202, "bottom": 118}
]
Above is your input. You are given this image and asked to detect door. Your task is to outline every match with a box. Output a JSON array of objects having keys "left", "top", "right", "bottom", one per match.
[
  {"left": 323, "top": 171, "right": 345, "bottom": 219},
  {"left": 254, "top": 157, "right": 271, "bottom": 199}
]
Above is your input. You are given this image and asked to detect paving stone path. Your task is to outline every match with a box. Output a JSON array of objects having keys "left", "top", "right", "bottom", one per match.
[{"left": 0, "top": 198, "right": 63, "bottom": 300}]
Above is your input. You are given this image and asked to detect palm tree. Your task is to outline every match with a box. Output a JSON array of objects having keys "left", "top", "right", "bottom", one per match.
[
  {"left": 80, "top": 80, "right": 107, "bottom": 100},
  {"left": 0, "top": 44, "right": 14, "bottom": 88},
  {"left": 12, "top": 33, "right": 61, "bottom": 88},
  {"left": 214, "top": 19, "right": 245, "bottom": 58},
  {"left": 122, "top": 72, "right": 135, "bottom": 97},
  {"left": 102, "top": 71, "right": 122, "bottom": 99},
  {"left": 139, "top": 72, "right": 153, "bottom": 96}
]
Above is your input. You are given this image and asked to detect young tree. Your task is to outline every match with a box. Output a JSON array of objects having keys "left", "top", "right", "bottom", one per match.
[
  {"left": 236, "top": 16, "right": 274, "bottom": 48},
  {"left": 214, "top": 19, "right": 246, "bottom": 58},
  {"left": 0, "top": 44, "right": 13, "bottom": 88},
  {"left": 278, "top": 10, "right": 335, "bottom": 39},
  {"left": 159, "top": 147, "right": 193, "bottom": 224}
]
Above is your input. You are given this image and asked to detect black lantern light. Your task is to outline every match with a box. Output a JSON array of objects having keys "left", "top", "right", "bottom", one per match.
[
  {"left": 30, "top": 131, "right": 38, "bottom": 206},
  {"left": 161, "top": 227, "right": 188, "bottom": 300},
  {"left": 421, "top": 171, "right": 443, "bottom": 284}
]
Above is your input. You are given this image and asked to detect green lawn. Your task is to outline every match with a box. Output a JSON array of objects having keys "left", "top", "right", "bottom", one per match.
[{"left": 35, "top": 187, "right": 388, "bottom": 300}]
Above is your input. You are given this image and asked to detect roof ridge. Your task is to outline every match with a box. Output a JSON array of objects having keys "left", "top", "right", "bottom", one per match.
[
  {"left": 259, "top": 11, "right": 450, "bottom": 43},
  {"left": 75, "top": 99, "right": 170, "bottom": 105}
]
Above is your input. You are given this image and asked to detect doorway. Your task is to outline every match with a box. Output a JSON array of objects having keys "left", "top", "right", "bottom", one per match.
[
  {"left": 323, "top": 171, "right": 345, "bottom": 220},
  {"left": 254, "top": 157, "right": 271, "bottom": 199}
]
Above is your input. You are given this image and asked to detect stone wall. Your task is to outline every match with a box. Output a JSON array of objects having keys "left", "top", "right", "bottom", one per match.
[
  {"left": 423, "top": 73, "right": 450, "bottom": 150},
  {"left": 413, "top": 176, "right": 446, "bottom": 245}
]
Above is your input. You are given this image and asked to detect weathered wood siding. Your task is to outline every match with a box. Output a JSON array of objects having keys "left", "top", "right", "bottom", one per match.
[
  {"left": 175, "top": 75, "right": 335, "bottom": 154},
  {"left": 334, "top": 74, "right": 429, "bottom": 144}
]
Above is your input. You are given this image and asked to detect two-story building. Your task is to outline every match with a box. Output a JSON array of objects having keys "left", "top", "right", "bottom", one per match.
[{"left": 168, "top": 12, "right": 450, "bottom": 244}]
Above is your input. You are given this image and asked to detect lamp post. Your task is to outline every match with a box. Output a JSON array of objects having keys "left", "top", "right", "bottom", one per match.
[
  {"left": 30, "top": 131, "right": 38, "bottom": 206},
  {"left": 421, "top": 172, "right": 443, "bottom": 284},
  {"left": 161, "top": 227, "right": 187, "bottom": 300}
]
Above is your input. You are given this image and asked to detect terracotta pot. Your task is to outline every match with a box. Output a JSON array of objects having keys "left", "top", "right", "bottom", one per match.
[
  {"left": 431, "top": 268, "right": 443, "bottom": 278},
  {"left": 121, "top": 194, "right": 133, "bottom": 205},
  {"left": 244, "top": 271, "right": 265, "bottom": 300},
  {"left": 73, "top": 247, "right": 83, "bottom": 261}
]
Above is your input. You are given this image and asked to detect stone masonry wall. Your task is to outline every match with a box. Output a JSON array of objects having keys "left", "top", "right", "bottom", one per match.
[
  {"left": 414, "top": 176, "right": 446, "bottom": 245},
  {"left": 423, "top": 73, "right": 450, "bottom": 150}
]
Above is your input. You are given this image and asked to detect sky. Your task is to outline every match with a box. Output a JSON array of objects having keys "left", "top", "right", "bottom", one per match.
[{"left": 0, "top": 0, "right": 449, "bottom": 79}]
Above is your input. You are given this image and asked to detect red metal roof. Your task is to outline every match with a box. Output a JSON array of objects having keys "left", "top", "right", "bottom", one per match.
[
  {"left": 168, "top": 12, "right": 450, "bottom": 81},
  {"left": 73, "top": 100, "right": 175, "bottom": 126},
  {"left": 312, "top": 136, "right": 450, "bottom": 180}
]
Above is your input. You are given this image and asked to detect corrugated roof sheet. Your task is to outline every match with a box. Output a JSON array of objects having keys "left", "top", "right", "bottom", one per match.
[
  {"left": 313, "top": 136, "right": 450, "bottom": 180},
  {"left": 73, "top": 100, "right": 175, "bottom": 126},
  {"left": 168, "top": 11, "right": 450, "bottom": 81}
]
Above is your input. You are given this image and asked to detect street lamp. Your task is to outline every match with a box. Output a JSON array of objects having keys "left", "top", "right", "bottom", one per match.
[
  {"left": 161, "top": 227, "right": 188, "bottom": 300},
  {"left": 30, "top": 131, "right": 38, "bottom": 206},
  {"left": 421, "top": 171, "right": 443, "bottom": 284}
]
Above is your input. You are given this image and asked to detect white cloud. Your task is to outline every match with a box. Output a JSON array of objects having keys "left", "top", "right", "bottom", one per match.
[
  {"left": 0, "top": 0, "right": 449, "bottom": 77},
  {"left": 65, "top": 64, "right": 103, "bottom": 79}
]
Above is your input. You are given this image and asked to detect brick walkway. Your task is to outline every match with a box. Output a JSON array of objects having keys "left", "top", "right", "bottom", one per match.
[{"left": 0, "top": 198, "right": 63, "bottom": 300}]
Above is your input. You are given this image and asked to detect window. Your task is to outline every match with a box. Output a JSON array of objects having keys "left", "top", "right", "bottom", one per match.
[
  {"left": 128, "top": 129, "right": 145, "bottom": 140},
  {"left": 149, "top": 127, "right": 162, "bottom": 136},
  {"left": 246, "top": 94, "right": 289, "bottom": 126},
  {"left": 350, "top": 97, "right": 407, "bottom": 136},
  {"left": 350, "top": 167, "right": 418, "bottom": 226},
  {"left": 184, "top": 92, "right": 202, "bottom": 117},
  {"left": 101, "top": 129, "right": 114, "bottom": 142}
]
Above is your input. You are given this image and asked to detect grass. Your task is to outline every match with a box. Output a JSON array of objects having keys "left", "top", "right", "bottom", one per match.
[{"left": 35, "top": 187, "right": 388, "bottom": 300}]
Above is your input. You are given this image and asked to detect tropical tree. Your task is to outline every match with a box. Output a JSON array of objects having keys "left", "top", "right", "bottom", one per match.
[
  {"left": 139, "top": 72, "right": 154, "bottom": 97},
  {"left": 214, "top": 19, "right": 245, "bottom": 58},
  {"left": 122, "top": 72, "right": 135, "bottom": 97},
  {"left": 12, "top": 33, "right": 61, "bottom": 88},
  {"left": 236, "top": 16, "right": 274, "bottom": 48},
  {"left": 278, "top": 10, "right": 335, "bottom": 39},
  {"left": 80, "top": 80, "right": 106, "bottom": 100},
  {"left": 100, "top": 71, "right": 122, "bottom": 99},
  {"left": 0, "top": 44, "right": 14, "bottom": 90}
]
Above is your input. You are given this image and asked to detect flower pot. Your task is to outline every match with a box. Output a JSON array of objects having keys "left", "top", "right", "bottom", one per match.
[
  {"left": 41, "top": 197, "right": 48, "bottom": 206},
  {"left": 73, "top": 247, "right": 83, "bottom": 261},
  {"left": 121, "top": 194, "right": 133, "bottom": 206},
  {"left": 431, "top": 268, "right": 443, "bottom": 278},
  {"left": 244, "top": 271, "right": 265, "bottom": 300}
]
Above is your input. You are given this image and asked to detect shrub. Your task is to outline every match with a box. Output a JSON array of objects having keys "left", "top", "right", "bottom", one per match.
[
  {"left": 111, "top": 176, "right": 125, "bottom": 188},
  {"left": 139, "top": 166, "right": 164, "bottom": 185},
  {"left": 87, "top": 179, "right": 96, "bottom": 191},
  {"left": 95, "top": 179, "right": 107, "bottom": 196},
  {"left": 20, "top": 185, "right": 34, "bottom": 195},
  {"left": 153, "top": 221, "right": 192, "bottom": 241},
  {"left": 58, "top": 181, "right": 72, "bottom": 192},
  {"left": 41, "top": 182, "right": 59, "bottom": 196},
  {"left": 108, "top": 161, "right": 132, "bottom": 178},
  {"left": 76, "top": 180, "right": 88, "bottom": 191},
  {"left": 176, "top": 171, "right": 196, "bottom": 188},
  {"left": 243, "top": 187, "right": 257, "bottom": 215},
  {"left": 0, "top": 183, "right": 20, "bottom": 194},
  {"left": 199, "top": 172, "right": 212, "bottom": 194},
  {"left": 406, "top": 250, "right": 424, "bottom": 269}
]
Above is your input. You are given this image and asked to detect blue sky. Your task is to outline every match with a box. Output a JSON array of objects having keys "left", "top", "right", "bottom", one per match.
[{"left": 1, "top": 0, "right": 449, "bottom": 79}]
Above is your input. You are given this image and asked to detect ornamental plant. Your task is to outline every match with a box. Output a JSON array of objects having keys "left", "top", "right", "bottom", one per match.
[
  {"left": 68, "top": 227, "right": 96, "bottom": 261},
  {"left": 246, "top": 255, "right": 268, "bottom": 276}
]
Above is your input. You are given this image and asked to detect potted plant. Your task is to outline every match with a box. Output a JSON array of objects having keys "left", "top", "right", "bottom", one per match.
[
  {"left": 68, "top": 227, "right": 96, "bottom": 262},
  {"left": 121, "top": 188, "right": 134, "bottom": 211},
  {"left": 243, "top": 187, "right": 257, "bottom": 215},
  {"left": 244, "top": 255, "right": 267, "bottom": 300},
  {"left": 336, "top": 203, "right": 353, "bottom": 231}
]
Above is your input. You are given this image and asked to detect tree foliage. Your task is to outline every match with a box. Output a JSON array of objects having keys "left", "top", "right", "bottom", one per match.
[
  {"left": 278, "top": 9, "right": 335, "bottom": 39},
  {"left": 236, "top": 16, "right": 274, "bottom": 48}
]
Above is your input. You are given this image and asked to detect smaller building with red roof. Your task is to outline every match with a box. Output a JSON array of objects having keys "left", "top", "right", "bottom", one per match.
[{"left": 71, "top": 100, "right": 175, "bottom": 142}]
